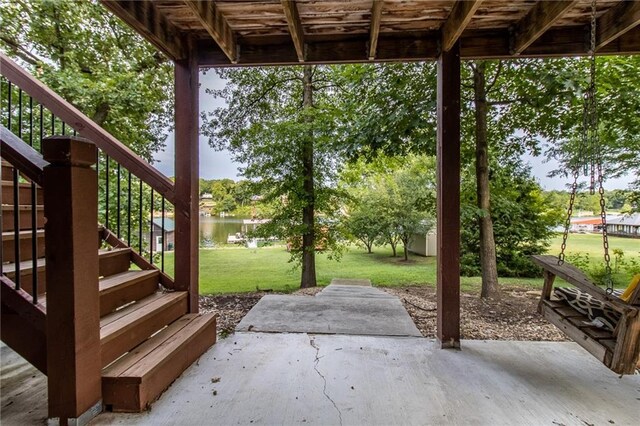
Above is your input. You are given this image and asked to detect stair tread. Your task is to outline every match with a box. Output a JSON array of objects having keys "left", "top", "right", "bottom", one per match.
[
  {"left": 98, "top": 247, "right": 132, "bottom": 257},
  {"left": 1, "top": 204, "right": 44, "bottom": 210},
  {"left": 99, "top": 270, "right": 158, "bottom": 293},
  {"left": 100, "top": 292, "right": 187, "bottom": 340},
  {"left": 2, "top": 229, "right": 44, "bottom": 239},
  {"left": 1, "top": 180, "right": 37, "bottom": 187},
  {"left": 3, "top": 248, "right": 131, "bottom": 275},
  {"left": 103, "top": 314, "right": 204, "bottom": 378},
  {"left": 123, "top": 314, "right": 215, "bottom": 379},
  {"left": 2, "top": 258, "right": 46, "bottom": 274}
]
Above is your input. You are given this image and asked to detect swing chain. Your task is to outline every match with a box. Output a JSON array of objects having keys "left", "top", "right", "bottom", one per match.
[
  {"left": 588, "top": 0, "right": 614, "bottom": 293},
  {"left": 559, "top": 0, "right": 613, "bottom": 294}
]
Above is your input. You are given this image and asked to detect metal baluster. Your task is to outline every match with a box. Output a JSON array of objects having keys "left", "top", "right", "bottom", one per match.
[
  {"left": 51, "top": 112, "right": 55, "bottom": 135},
  {"left": 139, "top": 179, "right": 143, "bottom": 254},
  {"left": 29, "top": 96, "right": 38, "bottom": 303},
  {"left": 28, "top": 97, "right": 33, "bottom": 146},
  {"left": 116, "top": 163, "right": 121, "bottom": 238},
  {"left": 161, "top": 197, "right": 166, "bottom": 272},
  {"left": 105, "top": 156, "right": 110, "bottom": 230},
  {"left": 38, "top": 104, "right": 43, "bottom": 152},
  {"left": 18, "top": 89, "right": 22, "bottom": 139},
  {"left": 7, "top": 81, "right": 12, "bottom": 131},
  {"left": 14, "top": 90, "right": 22, "bottom": 290},
  {"left": 127, "top": 171, "right": 132, "bottom": 246},
  {"left": 62, "top": 121, "right": 66, "bottom": 135},
  {"left": 13, "top": 166, "right": 20, "bottom": 290},
  {"left": 150, "top": 189, "right": 154, "bottom": 264}
]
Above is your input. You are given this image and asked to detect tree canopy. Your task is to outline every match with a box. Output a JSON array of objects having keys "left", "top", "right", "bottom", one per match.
[{"left": 0, "top": 0, "right": 173, "bottom": 160}]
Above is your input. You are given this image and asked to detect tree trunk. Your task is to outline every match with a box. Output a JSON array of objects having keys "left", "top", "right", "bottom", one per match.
[
  {"left": 473, "top": 61, "right": 500, "bottom": 298},
  {"left": 300, "top": 65, "right": 317, "bottom": 288},
  {"left": 403, "top": 242, "right": 409, "bottom": 261},
  {"left": 389, "top": 239, "right": 397, "bottom": 257}
]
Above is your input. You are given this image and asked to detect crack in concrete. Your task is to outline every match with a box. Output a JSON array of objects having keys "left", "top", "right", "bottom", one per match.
[{"left": 309, "top": 336, "right": 343, "bottom": 426}]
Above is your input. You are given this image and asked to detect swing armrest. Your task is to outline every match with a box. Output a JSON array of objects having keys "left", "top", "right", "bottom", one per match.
[{"left": 531, "top": 255, "right": 634, "bottom": 313}]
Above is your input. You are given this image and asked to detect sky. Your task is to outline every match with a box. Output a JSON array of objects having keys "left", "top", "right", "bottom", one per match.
[{"left": 153, "top": 72, "right": 634, "bottom": 191}]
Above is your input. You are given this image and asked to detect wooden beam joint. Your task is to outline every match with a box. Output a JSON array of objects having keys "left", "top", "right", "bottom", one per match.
[
  {"left": 511, "top": 0, "right": 578, "bottom": 55},
  {"left": 100, "top": 0, "right": 187, "bottom": 60},
  {"left": 185, "top": 0, "right": 238, "bottom": 63},
  {"left": 596, "top": 0, "right": 640, "bottom": 50},
  {"left": 281, "top": 0, "right": 306, "bottom": 62},
  {"left": 441, "top": 0, "right": 484, "bottom": 52},
  {"left": 368, "top": 1, "right": 384, "bottom": 60}
]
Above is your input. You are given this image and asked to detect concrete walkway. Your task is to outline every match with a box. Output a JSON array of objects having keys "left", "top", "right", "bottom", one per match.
[{"left": 236, "top": 281, "right": 421, "bottom": 336}]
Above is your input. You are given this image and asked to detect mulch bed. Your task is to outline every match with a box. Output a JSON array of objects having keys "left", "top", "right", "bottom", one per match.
[{"left": 200, "top": 285, "right": 567, "bottom": 341}]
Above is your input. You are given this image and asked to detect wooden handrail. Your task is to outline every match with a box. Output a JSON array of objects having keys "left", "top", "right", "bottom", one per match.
[
  {"left": 0, "top": 53, "right": 175, "bottom": 204},
  {"left": 1, "top": 125, "right": 48, "bottom": 186}
]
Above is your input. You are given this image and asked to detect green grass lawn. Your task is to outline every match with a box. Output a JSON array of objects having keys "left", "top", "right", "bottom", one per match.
[
  {"left": 547, "top": 233, "right": 640, "bottom": 258},
  {"left": 162, "top": 233, "right": 638, "bottom": 295}
]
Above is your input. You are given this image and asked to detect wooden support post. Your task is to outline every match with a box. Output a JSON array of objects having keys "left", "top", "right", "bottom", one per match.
[
  {"left": 174, "top": 42, "right": 200, "bottom": 313},
  {"left": 43, "top": 136, "right": 102, "bottom": 424},
  {"left": 436, "top": 41, "right": 461, "bottom": 349}
]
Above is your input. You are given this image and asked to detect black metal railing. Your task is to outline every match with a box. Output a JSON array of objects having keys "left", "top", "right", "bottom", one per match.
[{"left": 1, "top": 74, "right": 174, "bottom": 303}]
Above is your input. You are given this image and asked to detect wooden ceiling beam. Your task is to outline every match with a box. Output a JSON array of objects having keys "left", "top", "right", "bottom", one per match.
[
  {"left": 596, "top": 0, "right": 640, "bottom": 50},
  {"left": 441, "top": 0, "right": 484, "bottom": 52},
  {"left": 185, "top": 0, "right": 237, "bottom": 63},
  {"left": 368, "top": 1, "right": 383, "bottom": 60},
  {"left": 100, "top": 0, "right": 187, "bottom": 60},
  {"left": 281, "top": 0, "right": 306, "bottom": 62},
  {"left": 197, "top": 26, "right": 640, "bottom": 67},
  {"left": 511, "top": 0, "right": 578, "bottom": 55}
]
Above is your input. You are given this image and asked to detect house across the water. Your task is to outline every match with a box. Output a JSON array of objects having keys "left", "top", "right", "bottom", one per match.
[{"left": 606, "top": 213, "right": 640, "bottom": 238}]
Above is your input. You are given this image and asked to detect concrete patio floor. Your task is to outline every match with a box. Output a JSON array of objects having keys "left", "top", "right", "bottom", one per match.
[
  {"left": 91, "top": 335, "right": 639, "bottom": 426},
  {"left": 1, "top": 283, "right": 639, "bottom": 425}
]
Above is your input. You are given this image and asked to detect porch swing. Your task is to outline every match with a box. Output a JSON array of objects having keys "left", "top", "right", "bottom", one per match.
[{"left": 531, "top": 0, "right": 640, "bottom": 375}]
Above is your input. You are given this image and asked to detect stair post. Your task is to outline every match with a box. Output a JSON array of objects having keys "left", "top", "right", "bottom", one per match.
[{"left": 43, "top": 136, "right": 102, "bottom": 424}]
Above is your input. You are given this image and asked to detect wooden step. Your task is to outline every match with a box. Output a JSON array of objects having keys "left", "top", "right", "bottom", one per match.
[
  {"left": 2, "top": 230, "right": 45, "bottom": 263},
  {"left": 99, "top": 247, "right": 132, "bottom": 277},
  {"left": 1, "top": 204, "right": 45, "bottom": 232},
  {"left": 102, "top": 313, "right": 217, "bottom": 412},
  {"left": 2, "top": 258, "right": 46, "bottom": 296},
  {"left": 2, "top": 180, "right": 44, "bottom": 205},
  {"left": 99, "top": 270, "right": 159, "bottom": 316},
  {"left": 100, "top": 291, "right": 188, "bottom": 367},
  {"left": 2, "top": 248, "right": 132, "bottom": 295}
]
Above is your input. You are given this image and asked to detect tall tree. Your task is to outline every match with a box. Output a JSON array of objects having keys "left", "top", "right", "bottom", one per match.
[
  {"left": 339, "top": 59, "right": 578, "bottom": 297},
  {"left": 0, "top": 0, "right": 173, "bottom": 160},
  {"left": 202, "top": 66, "right": 345, "bottom": 288}
]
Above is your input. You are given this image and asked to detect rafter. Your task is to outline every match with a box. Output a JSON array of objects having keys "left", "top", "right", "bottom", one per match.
[
  {"left": 368, "top": 1, "right": 384, "bottom": 60},
  {"left": 441, "top": 0, "right": 484, "bottom": 52},
  {"left": 185, "top": 0, "right": 237, "bottom": 63},
  {"left": 596, "top": 0, "right": 640, "bottom": 50},
  {"left": 100, "top": 0, "right": 187, "bottom": 60},
  {"left": 281, "top": 0, "right": 305, "bottom": 62},
  {"left": 511, "top": 0, "right": 578, "bottom": 55}
]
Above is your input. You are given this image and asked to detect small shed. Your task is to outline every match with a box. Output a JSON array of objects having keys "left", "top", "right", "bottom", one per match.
[
  {"left": 150, "top": 217, "right": 176, "bottom": 251},
  {"left": 408, "top": 232, "right": 438, "bottom": 257}
]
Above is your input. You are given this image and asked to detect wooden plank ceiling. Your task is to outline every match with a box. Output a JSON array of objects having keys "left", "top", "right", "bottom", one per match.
[{"left": 101, "top": 0, "right": 640, "bottom": 66}]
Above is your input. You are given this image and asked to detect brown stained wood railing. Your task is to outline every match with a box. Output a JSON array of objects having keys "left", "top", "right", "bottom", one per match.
[
  {"left": 0, "top": 125, "right": 48, "bottom": 187},
  {"left": 0, "top": 53, "right": 175, "bottom": 204}
]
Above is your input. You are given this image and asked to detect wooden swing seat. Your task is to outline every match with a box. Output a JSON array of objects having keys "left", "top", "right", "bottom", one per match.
[{"left": 531, "top": 255, "right": 640, "bottom": 375}]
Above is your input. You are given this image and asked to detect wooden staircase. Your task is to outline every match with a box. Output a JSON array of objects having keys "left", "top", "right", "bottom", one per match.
[{"left": 1, "top": 161, "right": 217, "bottom": 412}]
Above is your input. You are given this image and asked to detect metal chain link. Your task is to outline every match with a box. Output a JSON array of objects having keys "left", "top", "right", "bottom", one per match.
[
  {"left": 560, "top": 0, "right": 613, "bottom": 293},
  {"left": 558, "top": 170, "right": 579, "bottom": 265}
]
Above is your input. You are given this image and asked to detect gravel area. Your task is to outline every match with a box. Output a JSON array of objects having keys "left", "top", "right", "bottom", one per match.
[{"left": 200, "top": 285, "right": 567, "bottom": 341}]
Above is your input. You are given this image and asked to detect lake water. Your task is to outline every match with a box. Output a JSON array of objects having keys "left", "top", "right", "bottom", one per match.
[{"left": 199, "top": 216, "right": 251, "bottom": 246}]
